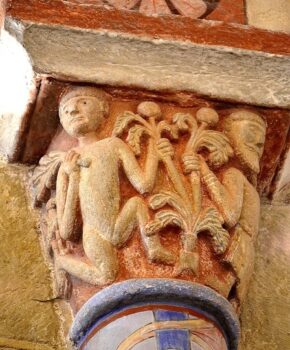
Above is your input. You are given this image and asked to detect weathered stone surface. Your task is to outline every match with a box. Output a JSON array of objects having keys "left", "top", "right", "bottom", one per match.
[
  {"left": 6, "top": 21, "right": 290, "bottom": 109},
  {"left": 7, "top": 0, "right": 290, "bottom": 56},
  {"left": 0, "top": 163, "right": 67, "bottom": 349},
  {"left": 240, "top": 204, "right": 290, "bottom": 349},
  {"left": 247, "top": 0, "right": 290, "bottom": 33}
]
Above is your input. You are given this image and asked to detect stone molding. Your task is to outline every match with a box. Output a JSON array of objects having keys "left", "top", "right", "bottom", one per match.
[
  {"left": 6, "top": 20, "right": 290, "bottom": 109},
  {"left": 6, "top": 0, "right": 290, "bottom": 55}
]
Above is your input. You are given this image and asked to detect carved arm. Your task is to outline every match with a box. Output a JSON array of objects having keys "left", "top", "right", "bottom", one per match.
[
  {"left": 200, "top": 161, "right": 245, "bottom": 228},
  {"left": 117, "top": 137, "right": 159, "bottom": 194},
  {"left": 56, "top": 151, "right": 80, "bottom": 241}
]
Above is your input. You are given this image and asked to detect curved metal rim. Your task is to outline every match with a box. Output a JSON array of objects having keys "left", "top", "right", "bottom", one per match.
[{"left": 70, "top": 278, "right": 240, "bottom": 349}]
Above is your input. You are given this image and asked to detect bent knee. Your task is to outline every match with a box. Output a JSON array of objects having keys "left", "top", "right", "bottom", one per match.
[
  {"left": 129, "top": 196, "right": 146, "bottom": 209},
  {"left": 91, "top": 265, "right": 118, "bottom": 286},
  {"left": 103, "top": 269, "right": 118, "bottom": 284}
]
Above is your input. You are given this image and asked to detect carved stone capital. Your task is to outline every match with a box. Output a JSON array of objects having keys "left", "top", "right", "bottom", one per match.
[{"left": 29, "top": 83, "right": 278, "bottom": 348}]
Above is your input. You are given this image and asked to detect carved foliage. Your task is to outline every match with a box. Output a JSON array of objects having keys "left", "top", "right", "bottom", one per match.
[
  {"left": 34, "top": 88, "right": 264, "bottom": 296},
  {"left": 32, "top": 151, "right": 64, "bottom": 205},
  {"left": 115, "top": 104, "right": 233, "bottom": 275}
]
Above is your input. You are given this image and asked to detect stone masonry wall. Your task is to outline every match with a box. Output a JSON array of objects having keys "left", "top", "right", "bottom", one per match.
[{"left": 0, "top": 162, "right": 69, "bottom": 350}]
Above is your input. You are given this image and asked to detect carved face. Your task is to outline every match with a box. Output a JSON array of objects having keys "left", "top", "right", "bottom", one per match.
[
  {"left": 228, "top": 119, "right": 266, "bottom": 174},
  {"left": 59, "top": 95, "right": 105, "bottom": 137}
]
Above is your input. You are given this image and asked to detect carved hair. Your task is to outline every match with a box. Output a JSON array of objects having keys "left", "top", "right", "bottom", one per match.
[
  {"left": 223, "top": 110, "right": 266, "bottom": 132},
  {"left": 59, "top": 86, "right": 111, "bottom": 118}
]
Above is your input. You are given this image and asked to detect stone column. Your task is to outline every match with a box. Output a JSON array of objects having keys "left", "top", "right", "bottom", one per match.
[
  {"left": 3, "top": 1, "right": 290, "bottom": 349},
  {"left": 31, "top": 92, "right": 272, "bottom": 350}
]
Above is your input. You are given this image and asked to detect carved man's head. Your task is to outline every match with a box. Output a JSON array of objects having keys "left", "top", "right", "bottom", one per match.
[
  {"left": 59, "top": 86, "right": 110, "bottom": 137},
  {"left": 224, "top": 111, "right": 266, "bottom": 174}
]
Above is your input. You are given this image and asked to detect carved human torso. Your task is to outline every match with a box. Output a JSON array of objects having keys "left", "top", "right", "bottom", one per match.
[
  {"left": 239, "top": 174, "right": 260, "bottom": 238},
  {"left": 76, "top": 137, "right": 121, "bottom": 237},
  {"left": 216, "top": 167, "right": 260, "bottom": 236}
]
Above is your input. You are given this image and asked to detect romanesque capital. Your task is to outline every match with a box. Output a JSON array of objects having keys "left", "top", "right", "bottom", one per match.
[{"left": 32, "top": 85, "right": 269, "bottom": 349}]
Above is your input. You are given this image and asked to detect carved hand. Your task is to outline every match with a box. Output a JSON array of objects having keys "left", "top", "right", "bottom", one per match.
[
  {"left": 156, "top": 138, "right": 174, "bottom": 160},
  {"left": 62, "top": 150, "right": 80, "bottom": 176},
  {"left": 182, "top": 153, "right": 200, "bottom": 174}
]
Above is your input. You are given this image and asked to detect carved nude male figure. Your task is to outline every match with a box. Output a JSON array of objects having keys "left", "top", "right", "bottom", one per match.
[
  {"left": 183, "top": 111, "right": 266, "bottom": 303},
  {"left": 53, "top": 86, "right": 174, "bottom": 289}
]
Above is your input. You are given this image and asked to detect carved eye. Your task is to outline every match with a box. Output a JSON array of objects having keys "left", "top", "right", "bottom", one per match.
[
  {"left": 83, "top": 101, "right": 87, "bottom": 105},
  {"left": 246, "top": 133, "right": 255, "bottom": 143}
]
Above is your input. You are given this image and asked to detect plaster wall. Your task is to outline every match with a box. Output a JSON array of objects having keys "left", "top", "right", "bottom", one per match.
[{"left": 247, "top": 0, "right": 290, "bottom": 33}]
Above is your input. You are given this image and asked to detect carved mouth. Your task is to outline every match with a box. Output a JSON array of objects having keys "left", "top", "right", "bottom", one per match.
[{"left": 71, "top": 116, "right": 85, "bottom": 123}]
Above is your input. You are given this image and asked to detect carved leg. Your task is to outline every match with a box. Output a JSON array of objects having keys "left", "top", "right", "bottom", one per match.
[
  {"left": 54, "top": 229, "right": 118, "bottom": 292},
  {"left": 223, "top": 226, "right": 255, "bottom": 306},
  {"left": 112, "top": 196, "right": 175, "bottom": 265},
  {"left": 51, "top": 239, "right": 72, "bottom": 299}
]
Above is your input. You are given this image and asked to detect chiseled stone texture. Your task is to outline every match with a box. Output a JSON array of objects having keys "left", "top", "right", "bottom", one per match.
[
  {"left": 6, "top": 20, "right": 290, "bottom": 109},
  {"left": 0, "top": 163, "right": 67, "bottom": 350},
  {"left": 240, "top": 204, "right": 290, "bottom": 349}
]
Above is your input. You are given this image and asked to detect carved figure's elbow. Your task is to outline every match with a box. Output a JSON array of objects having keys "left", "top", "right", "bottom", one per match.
[
  {"left": 223, "top": 209, "right": 240, "bottom": 228},
  {"left": 140, "top": 180, "right": 154, "bottom": 194},
  {"left": 139, "top": 185, "right": 150, "bottom": 195}
]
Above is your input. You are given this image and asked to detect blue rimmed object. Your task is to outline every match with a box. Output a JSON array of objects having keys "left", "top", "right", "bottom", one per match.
[{"left": 70, "top": 279, "right": 240, "bottom": 349}]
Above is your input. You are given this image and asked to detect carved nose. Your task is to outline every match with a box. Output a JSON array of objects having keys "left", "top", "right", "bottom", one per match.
[{"left": 70, "top": 110, "right": 79, "bottom": 116}]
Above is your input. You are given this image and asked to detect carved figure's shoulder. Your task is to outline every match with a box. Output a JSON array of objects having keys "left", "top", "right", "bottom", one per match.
[
  {"left": 223, "top": 167, "right": 245, "bottom": 182},
  {"left": 106, "top": 136, "right": 127, "bottom": 148}
]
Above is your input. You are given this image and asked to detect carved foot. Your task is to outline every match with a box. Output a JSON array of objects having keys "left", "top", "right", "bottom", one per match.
[
  {"left": 51, "top": 231, "right": 72, "bottom": 256},
  {"left": 174, "top": 251, "right": 199, "bottom": 276},
  {"left": 51, "top": 240, "right": 72, "bottom": 299},
  {"left": 148, "top": 246, "right": 175, "bottom": 265},
  {"left": 145, "top": 220, "right": 163, "bottom": 237},
  {"left": 54, "top": 264, "right": 72, "bottom": 300}
]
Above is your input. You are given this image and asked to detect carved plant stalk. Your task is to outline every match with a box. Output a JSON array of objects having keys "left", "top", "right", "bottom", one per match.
[
  {"left": 184, "top": 109, "right": 219, "bottom": 213},
  {"left": 165, "top": 108, "right": 233, "bottom": 274},
  {"left": 114, "top": 104, "right": 233, "bottom": 275},
  {"left": 113, "top": 102, "right": 190, "bottom": 206},
  {"left": 148, "top": 109, "right": 190, "bottom": 206},
  {"left": 185, "top": 127, "right": 203, "bottom": 213}
]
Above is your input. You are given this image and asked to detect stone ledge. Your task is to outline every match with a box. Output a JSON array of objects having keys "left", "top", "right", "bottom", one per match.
[
  {"left": 6, "top": 0, "right": 290, "bottom": 56},
  {"left": 5, "top": 19, "right": 290, "bottom": 109}
]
